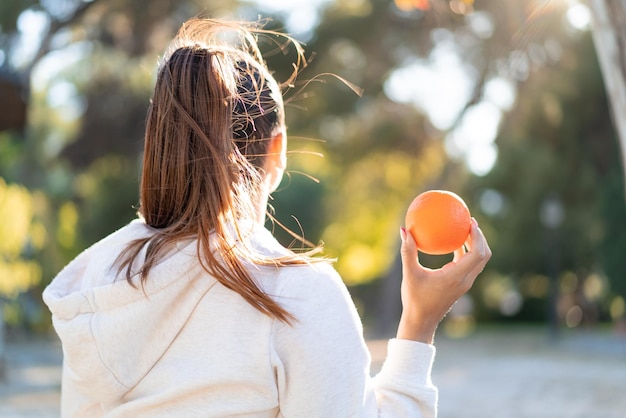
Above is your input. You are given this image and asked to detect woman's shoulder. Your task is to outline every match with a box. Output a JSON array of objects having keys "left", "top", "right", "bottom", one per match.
[
  {"left": 250, "top": 225, "right": 344, "bottom": 297},
  {"left": 270, "top": 261, "right": 351, "bottom": 325},
  {"left": 55, "top": 219, "right": 152, "bottom": 275}
]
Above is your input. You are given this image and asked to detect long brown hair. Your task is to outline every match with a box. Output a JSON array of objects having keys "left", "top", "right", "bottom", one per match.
[{"left": 116, "top": 18, "right": 322, "bottom": 323}]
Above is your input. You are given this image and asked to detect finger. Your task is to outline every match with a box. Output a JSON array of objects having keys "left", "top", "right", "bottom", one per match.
[
  {"left": 472, "top": 221, "right": 491, "bottom": 263},
  {"left": 449, "top": 230, "right": 488, "bottom": 277},
  {"left": 465, "top": 218, "right": 486, "bottom": 257},
  {"left": 400, "top": 227, "right": 418, "bottom": 267},
  {"left": 462, "top": 255, "right": 490, "bottom": 289},
  {"left": 447, "top": 220, "right": 473, "bottom": 265},
  {"left": 461, "top": 224, "right": 491, "bottom": 282},
  {"left": 400, "top": 227, "right": 423, "bottom": 273},
  {"left": 452, "top": 243, "right": 466, "bottom": 262},
  {"left": 468, "top": 238, "right": 492, "bottom": 277}
]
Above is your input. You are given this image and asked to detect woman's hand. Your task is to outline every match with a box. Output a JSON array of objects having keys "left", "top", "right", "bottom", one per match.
[{"left": 396, "top": 218, "right": 491, "bottom": 344}]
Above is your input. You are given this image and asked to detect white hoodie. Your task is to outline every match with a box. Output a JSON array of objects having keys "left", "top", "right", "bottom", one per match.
[{"left": 43, "top": 219, "right": 438, "bottom": 417}]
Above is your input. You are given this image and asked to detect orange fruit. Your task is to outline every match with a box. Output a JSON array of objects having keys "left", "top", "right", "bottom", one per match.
[{"left": 405, "top": 190, "right": 471, "bottom": 255}]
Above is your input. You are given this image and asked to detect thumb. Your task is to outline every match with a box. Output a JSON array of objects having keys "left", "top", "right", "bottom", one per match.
[{"left": 400, "top": 227, "right": 421, "bottom": 273}]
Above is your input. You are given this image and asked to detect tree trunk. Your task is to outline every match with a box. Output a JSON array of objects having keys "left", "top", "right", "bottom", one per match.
[{"left": 589, "top": 0, "right": 626, "bottom": 187}]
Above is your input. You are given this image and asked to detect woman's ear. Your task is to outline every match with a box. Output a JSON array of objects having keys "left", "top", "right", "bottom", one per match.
[
  {"left": 264, "top": 131, "right": 286, "bottom": 192},
  {"left": 268, "top": 131, "right": 286, "bottom": 170}
]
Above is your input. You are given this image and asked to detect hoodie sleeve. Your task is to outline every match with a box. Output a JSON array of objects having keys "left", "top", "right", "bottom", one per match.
[
  {"left": 269, "top": 263, "right": 438, "bottom": 418},
  {"left": 373, "top": 339, "right": 438, "bottom": 417}
]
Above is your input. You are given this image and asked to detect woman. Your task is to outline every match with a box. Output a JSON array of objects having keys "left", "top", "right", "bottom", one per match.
[{"left": 44, "top": 18, "right": 491, "bottom": 417}]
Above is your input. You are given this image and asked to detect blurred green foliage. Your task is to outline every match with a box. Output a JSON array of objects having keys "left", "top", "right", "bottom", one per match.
[{"left": 0, "top": 0, "right": 624, "bottom": 334}]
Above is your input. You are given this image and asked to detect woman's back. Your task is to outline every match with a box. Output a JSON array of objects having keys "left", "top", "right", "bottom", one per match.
[{"left": 44, "top": 220, "right": 394, "bottom": 417}]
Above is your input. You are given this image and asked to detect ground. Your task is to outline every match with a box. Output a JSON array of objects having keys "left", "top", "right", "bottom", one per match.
[{"left": 1, "top": 326, "right": 625, "bottom": 417}]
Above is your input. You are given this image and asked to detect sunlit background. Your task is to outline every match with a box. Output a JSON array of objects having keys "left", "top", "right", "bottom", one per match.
[{"left": 1, "top": 0, "right": 625, "bottom": 344}]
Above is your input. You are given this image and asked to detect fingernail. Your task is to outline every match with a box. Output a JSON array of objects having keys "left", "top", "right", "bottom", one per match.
[{"left": 400, "top": 227, "right": 407, "bottom": 242}]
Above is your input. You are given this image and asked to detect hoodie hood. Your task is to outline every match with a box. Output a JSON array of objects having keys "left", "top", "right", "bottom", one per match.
[{"left": 43, "top": 220, "right": 222, "bottom": 406}]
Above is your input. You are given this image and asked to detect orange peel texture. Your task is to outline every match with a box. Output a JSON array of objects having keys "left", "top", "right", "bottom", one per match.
[{"left": 405, "top": 190, "right": 471, "bottom": 255}]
